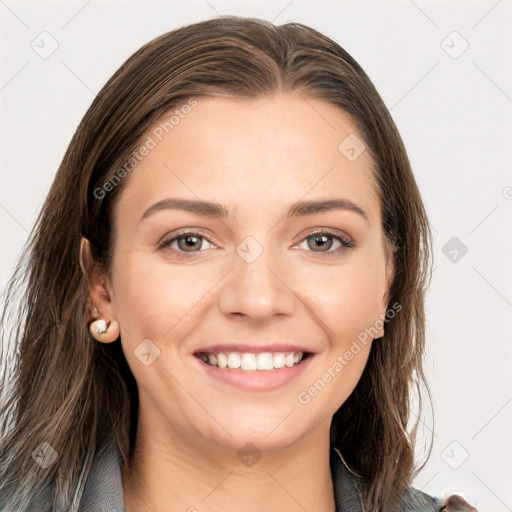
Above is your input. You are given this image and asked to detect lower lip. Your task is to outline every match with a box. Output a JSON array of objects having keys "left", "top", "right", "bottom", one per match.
[{"left": 195, "top": 356, "right": 314, "bottom": 391}]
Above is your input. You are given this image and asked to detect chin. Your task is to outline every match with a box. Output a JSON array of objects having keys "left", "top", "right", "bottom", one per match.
[
  {"left": 196, "top": 408, "right": 321, "bottom": 456},
  {"left": 206, "top": 428, "right": 300, "bottom": 455}
]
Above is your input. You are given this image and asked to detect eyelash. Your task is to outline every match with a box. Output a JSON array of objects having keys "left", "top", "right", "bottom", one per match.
[{"left": 158, "top": 229, "right": 355, "bottom": 258}]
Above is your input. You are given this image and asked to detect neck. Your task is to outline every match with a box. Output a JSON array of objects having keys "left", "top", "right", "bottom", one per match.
[{"left": 122, "top": 418, "right": 336, "bottom": 512}]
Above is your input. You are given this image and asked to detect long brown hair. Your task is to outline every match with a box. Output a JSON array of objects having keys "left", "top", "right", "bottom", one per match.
[{"left": 0, "top": 15, "right": 433, "bottom": 511}]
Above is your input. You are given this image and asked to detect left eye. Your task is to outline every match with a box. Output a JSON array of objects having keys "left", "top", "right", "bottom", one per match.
[{"left": 295, "top": 231, "right": 355, "bottom": 255}]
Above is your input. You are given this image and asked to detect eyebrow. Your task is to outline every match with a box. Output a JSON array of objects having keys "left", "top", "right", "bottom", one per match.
[{"left": 140, "top": 197, "right": 367, "bottom": 222}]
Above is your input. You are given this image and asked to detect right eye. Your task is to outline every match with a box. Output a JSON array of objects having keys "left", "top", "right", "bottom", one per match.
[{"left": 158, "top": 230, "right": 218, "bottom": 257}]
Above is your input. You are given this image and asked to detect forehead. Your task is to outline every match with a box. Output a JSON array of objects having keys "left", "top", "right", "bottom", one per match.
[{"left": 115, "top": 93, "right": 381, "bottom": 225}]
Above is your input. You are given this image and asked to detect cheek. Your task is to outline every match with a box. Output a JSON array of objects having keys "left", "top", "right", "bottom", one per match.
[
  {"left": 112, "top": 252, "right": 173, "bottom": 335},
  {"left": 306, "top": 264, "right": 380, "bottom": 408},
  {"left": 111, "top": 251, "right": 218, "bottom": 341},
  {"left": 306, "top": 258, "right": 386, "bottom": 337}
]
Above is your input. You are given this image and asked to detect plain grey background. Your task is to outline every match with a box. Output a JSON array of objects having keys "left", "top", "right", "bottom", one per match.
[{"left": 1, "top": 1, "right": 511, "bottom": 510}]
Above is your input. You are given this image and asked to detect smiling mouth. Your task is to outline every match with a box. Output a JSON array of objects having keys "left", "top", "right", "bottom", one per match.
[{"left": 194, "top": 351, "right": 312, "bottom": 371}]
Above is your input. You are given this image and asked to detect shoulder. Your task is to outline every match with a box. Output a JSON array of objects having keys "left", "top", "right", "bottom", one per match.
[{"left": 330, "top": 447, "right": 477, "bottom": 512}]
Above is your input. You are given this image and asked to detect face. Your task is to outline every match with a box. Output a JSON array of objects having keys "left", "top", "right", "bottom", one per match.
[{"left": 93, "top": 93, "right": 394, "bottom": 454}]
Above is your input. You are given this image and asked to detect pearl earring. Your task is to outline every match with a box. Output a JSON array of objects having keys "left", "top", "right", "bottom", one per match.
[
  {"left": 89, "top": 319, "right": 120, "bottom": 342},
  {"left": 92, "top": 319, "right": 108, "bottom": 335}
]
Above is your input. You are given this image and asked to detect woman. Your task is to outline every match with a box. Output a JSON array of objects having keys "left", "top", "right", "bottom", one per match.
[{"left": 0, "top": 15, "right": 476, "bottom": 512}]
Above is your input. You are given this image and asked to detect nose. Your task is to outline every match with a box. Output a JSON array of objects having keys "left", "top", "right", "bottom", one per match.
[{"left": 218, "top": 238, "right": 297, "bottom": 322}]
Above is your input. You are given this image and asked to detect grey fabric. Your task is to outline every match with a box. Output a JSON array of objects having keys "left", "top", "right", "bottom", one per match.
[
  {"left": 398, "top": 486, "right": 445, "bottom": 512},
  {"left": 330, "top": 447, "right": 365, "bottom": 511},
  {"left": 77, "top": 443, "right": 125, "bottom": 512}
]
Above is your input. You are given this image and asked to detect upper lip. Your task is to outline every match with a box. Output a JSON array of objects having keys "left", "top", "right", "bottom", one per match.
[{"left": 194, "top": 343, "right": 315, "bottom": 354}]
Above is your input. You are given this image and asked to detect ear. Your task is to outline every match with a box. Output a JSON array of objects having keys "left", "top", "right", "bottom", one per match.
[{"left": 80, "top": 237, "right": 118, "bottom": 342}]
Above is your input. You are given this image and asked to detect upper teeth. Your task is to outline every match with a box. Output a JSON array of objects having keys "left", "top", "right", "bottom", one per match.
[{"left": 200, "top": 352, "right": 304, "bottom": 370}]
